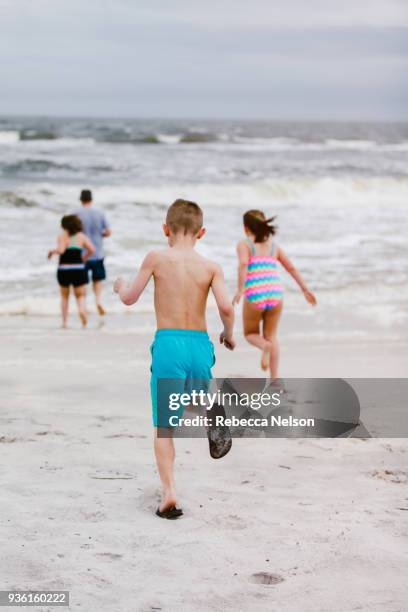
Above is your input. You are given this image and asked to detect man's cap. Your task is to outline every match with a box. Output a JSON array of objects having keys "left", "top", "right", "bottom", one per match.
[{"left": 80, "top": 189, "right": 92, "bottom": 202}]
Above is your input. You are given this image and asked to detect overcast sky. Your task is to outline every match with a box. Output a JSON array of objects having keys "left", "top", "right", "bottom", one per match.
[{"left": 0, "top": 0, "right": 407, "bottom": 120}]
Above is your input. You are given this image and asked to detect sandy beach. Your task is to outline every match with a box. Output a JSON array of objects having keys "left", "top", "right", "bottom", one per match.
[
  {"left": 1, "top": 1, "right": 408, "bottom": 609},
  {"left": 1, "top": 313, "right": 407, "bottom": 612}
]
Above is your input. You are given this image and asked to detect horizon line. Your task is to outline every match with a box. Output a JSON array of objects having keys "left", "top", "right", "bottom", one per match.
[{"left": 1, "top": 112, "right": 407, "bottom": 124}]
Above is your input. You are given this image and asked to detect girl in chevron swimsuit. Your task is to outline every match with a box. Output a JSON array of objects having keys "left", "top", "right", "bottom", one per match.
[{"left": 233, "top": 210, "right": 316, "bottom": 377}]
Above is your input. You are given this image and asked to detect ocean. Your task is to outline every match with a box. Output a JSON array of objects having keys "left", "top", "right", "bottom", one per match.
[{"left": 1, "top": 116, "right": 407, "bottom": 339}]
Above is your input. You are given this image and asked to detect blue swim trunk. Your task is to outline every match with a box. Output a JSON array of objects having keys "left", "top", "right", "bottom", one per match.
[
  {"left": 150, "top": 329, "right": 215, "bottom": 427},
  {"left": 85, "top": 258, "right": 106, "bottom": 282}
]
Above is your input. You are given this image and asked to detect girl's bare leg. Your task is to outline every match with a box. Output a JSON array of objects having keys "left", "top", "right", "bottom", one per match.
[
  {"left": 73, "top": 285, "right": 87, "bottom": 327},
  {"left": 154, "top": 429, "right": 177, "bottom": 512},
  {"left": 60, "top": 286, "right": 70, "bottom": 328},
  {"left": 263, "top": 301, "right": 283, "bottom": 378},
  {"left": 243, "top": 299, "right": 272, "bottom": 369}
]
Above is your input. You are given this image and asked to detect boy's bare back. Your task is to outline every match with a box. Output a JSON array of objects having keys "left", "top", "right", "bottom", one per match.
[
  {"left": 151, "top": 247, "right": 215, "bottom": 330},
  {"left": 114, "top": 198, "right": 235, "bottom": 349}
]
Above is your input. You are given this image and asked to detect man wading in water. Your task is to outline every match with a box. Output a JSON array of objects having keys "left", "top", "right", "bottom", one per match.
[{"left": 75, "top": 189, "right": 111, "bottom": 316}]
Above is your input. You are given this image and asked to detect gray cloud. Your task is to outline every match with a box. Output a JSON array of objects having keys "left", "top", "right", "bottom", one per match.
[{"left": 0, "top": 1, "right": 407, "bottom": 119}]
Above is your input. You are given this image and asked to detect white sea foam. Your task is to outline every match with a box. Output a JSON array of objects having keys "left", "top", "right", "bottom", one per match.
[
  {"left": 0, "top": 131, "right": 19, "bottom": 144},
  {"left": 4, "top": 175, "right": 408, "bottom": 246},
  {"left": 156, "top": 134, "right": 182, "bottom": 144},
  {"left": 212, "top": 137, "right": 400, "bottom": 152},
  {"left": 324, "top": 139, "right": 376, "bottom": 150},
  {"left": 19, "top": 137, "right": 96, "bottom": 149},
  {"left": 0, "top": 296, "right": 155, "bottom": 317},
  {"left": 83, "top": 176, "right": 408, "bottom": 210},
  {"left": 382, "top": 141, "right": 408, "bottom": 152}
]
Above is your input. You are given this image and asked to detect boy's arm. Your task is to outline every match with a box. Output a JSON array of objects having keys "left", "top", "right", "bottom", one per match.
[
  {"left": 211, "top": 263, "right": 236, "bottom": 350},
  {"left": 233, "top": 240, "right": 250, "bottom": 305},
  {"left": 277, "top": 247, "right": 317, "bottom": 305},
  {"left": 114, "top": 252, "right": 156, "bottom": 306}
]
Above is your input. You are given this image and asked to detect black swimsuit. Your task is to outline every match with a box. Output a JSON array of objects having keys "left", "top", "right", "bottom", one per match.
[{"left": 57, "top": 235, "right": 88, "bottom": 287}]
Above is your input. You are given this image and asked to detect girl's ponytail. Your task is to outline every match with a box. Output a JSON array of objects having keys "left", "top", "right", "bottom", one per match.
[{"left": 243, "top": 210, "right": 277, "bottom": 242}]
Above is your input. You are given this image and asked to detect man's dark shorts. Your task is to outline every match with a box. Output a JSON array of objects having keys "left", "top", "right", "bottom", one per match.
[{"left": 86, "top": 259, "right": 106, "bottom": 282}]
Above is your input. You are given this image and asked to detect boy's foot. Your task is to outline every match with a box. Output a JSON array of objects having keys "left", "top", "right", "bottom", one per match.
[
  {"left": 155, "top": 506, "right": 183, "bottom": 520},
  {"left": 97, "top": 303, "right": 106, "bottom": 316},
  {"left": 261, "top": 347, "right": 270, "bottom": 371},
  {"left": 158, "top": 490, "right": 178, "bottom": 512},
  {"left": 79, "top": 312, "right": 88, "bottom": 328}
]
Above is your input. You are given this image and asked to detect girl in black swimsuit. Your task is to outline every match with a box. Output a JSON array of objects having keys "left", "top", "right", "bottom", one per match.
[{"left": 48, "top": 215, "right": 95, "bottom": 328}]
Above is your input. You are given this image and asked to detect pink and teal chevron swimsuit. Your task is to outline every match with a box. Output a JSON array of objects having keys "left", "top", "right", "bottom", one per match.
[{"left": 244, "top": 238, "right": 284, "bottom": 310}]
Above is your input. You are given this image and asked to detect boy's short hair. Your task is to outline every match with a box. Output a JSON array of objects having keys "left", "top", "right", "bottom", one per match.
[
  {"left": 166, "top": 199, "right": 203, "bottom": 235},
  {"left": 61, "top": 214, "right": 83, "bottom": 236}
]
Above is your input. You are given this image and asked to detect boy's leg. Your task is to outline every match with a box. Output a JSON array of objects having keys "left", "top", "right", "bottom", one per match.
[
  {"left": 152, "top": 372, "right": 185, "bottom": 513},
  {"left": 154, "top": 428, "right": 177, "bottom": 512},
  {"left": 262, "top": 302, "right": 283, "bottom": 378},
  {"left": 60, "top": 286, "right": 70, "bottom": 328},
  {"left": 243, "top": 299, "right": 272, "bottom": 370},
  {"left": 73, "top": 285, "right": 88, "bottom": 327}
]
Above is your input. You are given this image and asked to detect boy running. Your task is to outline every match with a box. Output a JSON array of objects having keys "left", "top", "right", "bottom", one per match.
[{"left": 114, "top": 199, "right": 235, "bottom": 519}]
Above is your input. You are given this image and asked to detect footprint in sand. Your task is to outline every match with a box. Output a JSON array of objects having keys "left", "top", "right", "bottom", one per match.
[
  {"left": 249, "top": 572, "right": 284, "bottom": 586},
  {"left": 212, "top": 514, "right": 246, "bottom": 531},
  {"left": 95, "top": 552, "right": 123, "bottom": 561},
  {"left": 36, "top": 430, "right": 66, "bottom": 436},
  {"left": 81, "top": 510, "right": 106, "bottom": 522},
  {"left": 371, "top": 469, "right": 407, "bottom": 484},
  {"left": 105, "top": 433, "right": 147, "bottom": 439},
  {"left": 88, "top": 469, "right": 134, "bottom": 480}
]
